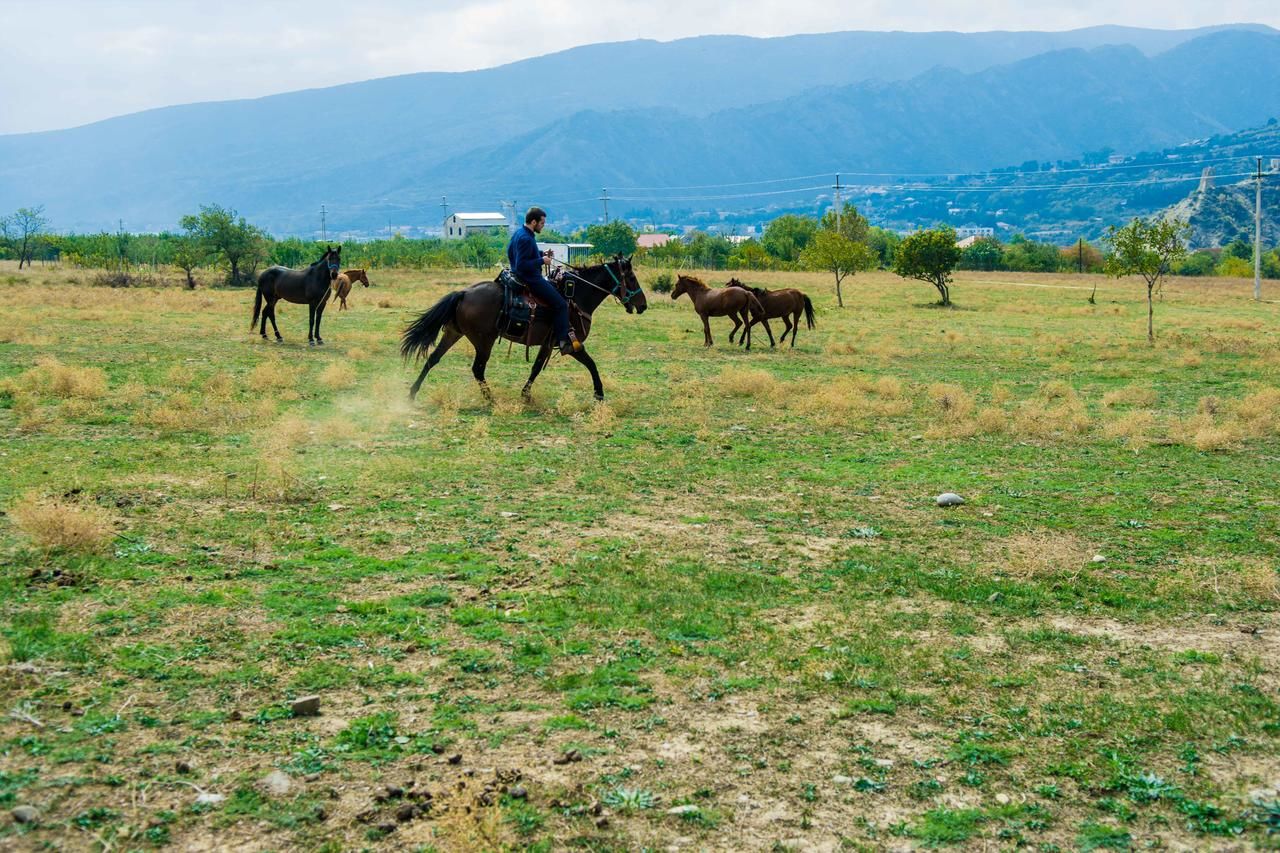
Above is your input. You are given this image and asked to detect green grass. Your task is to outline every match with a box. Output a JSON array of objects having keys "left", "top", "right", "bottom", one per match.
[{"left": 0, "top": 263, "right": 1278, "bottom": 849}]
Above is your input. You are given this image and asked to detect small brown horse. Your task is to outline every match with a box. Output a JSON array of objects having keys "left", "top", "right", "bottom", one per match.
[
  {"left": 330, "top": 268, "right": 371, "bottom": 310},
  {"left": 671, "top": 274, "right": 765, "bottom": 349},
  {"left": 725, "top": 278, "right": 816, "bottom": 348},
  {"left": 253, "top": 245, "right": 341, "bottom": 345},
  {"left": 402, "top": 258, "right": 646, "bottom": 403}
]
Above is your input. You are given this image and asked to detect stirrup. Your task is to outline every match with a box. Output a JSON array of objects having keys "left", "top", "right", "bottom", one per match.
[{"left": 558, "top": 338, "right": 581, "bottom": 355}]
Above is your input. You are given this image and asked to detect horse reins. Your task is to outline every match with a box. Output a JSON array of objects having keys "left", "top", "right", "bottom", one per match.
[{"left": 547, "top": 258, "right": 642, "bottom": 307}]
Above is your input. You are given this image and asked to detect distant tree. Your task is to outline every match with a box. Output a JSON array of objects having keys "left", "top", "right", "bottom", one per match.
[
  {"left": 270, "top": 237, "right": 308, "bottom": 268},
  {"left": 685, "top": 232, "right": 732, "bottom": 269},
  {"left": 171, "top": 235, "right": 208, "bottom": 289},
  {"left": 801, "top": 230, "right": 876, "bottom": 307},
  {"left": 819, "top": 202, "right": 870, "bottom": 243},
  {"left": 761, "top": 214, "right": 818, "bottom": 264},
  {"left": 959, "top": 237, "right": 1004, "bottom": 271},
  {"left": 728, "top": 239, "right": 772, "bottom": 271},
  {"left": 892, "top": 226, "right": 962, "bottom": 306},
  {"left": 584, "top": 220, "right": 637, "bottom": 257},
  {"left": 12, "top": 206, "right": 49, "bottom": 269},
  {"left": 1001, "top": 234, "right": 1063, "bottom": 273},
  {"left": 865, "top": 226, "right": 901, "bottom": 268},
  {"left": 1224, "top": 237, "right": 1253, "bottom": 262},
  {"left": 1173, "top": 249, "right": 1218, "bottom": 277},
  {"left": 1104, "top": 217, "right": 1188, "bottom": 342},
  {"left": 1058, "top": 239, "right": 1105, "bottom": 274},
  {"left": 1216, "top": 255, "right": 1253, "bottom": 278},
  {"left": 179, "top": 204, "right": 267, "bottom": 285}
]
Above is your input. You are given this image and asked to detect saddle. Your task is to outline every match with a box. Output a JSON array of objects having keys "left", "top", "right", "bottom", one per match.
[{"left": 495, "top": 269, "right": 533, "bottom": 339}]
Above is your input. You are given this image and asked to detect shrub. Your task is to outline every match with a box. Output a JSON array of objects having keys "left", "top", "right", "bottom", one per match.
[{"left": 9, "top": 492, "right": 114, "bottom": 553}]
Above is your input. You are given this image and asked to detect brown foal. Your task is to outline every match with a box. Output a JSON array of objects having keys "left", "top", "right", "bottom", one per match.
[
  {"left": 330, "top": 269, "right": 371, "bottom": 310},
  {"left": 671, "top": 274, "right": 765, "bottom": 349}
]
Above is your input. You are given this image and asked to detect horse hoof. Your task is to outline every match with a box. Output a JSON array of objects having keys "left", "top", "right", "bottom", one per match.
[
  {"left": 594, "top": 394, "right": 605, "bottom": 403},
  {"left": 308, "top": 340, "right": 316, "bottom": 347}
]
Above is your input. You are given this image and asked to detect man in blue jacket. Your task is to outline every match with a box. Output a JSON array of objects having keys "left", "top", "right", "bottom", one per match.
[{"left": 508, "top": 207, "right": 579, "bottom": 354}]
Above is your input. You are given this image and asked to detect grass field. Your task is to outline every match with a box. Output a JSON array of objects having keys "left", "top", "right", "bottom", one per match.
[{"left": 1, "top": 260, "right": 1279, "bottom": 851}]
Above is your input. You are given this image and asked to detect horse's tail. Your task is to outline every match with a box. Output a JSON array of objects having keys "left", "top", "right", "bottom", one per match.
[
  {"left": 401, "top": 291, "right": 463, "bottom": 362},
  {"left": 803, "top": 295, "right": 816, "bottom": 329},
  {"left": 747, "top": 292, "right": 766, "bottom": 317}
]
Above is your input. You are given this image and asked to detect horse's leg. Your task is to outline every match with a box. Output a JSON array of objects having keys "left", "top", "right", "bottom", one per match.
[
  {"left": 789, "top": 310, "right": 800, "bottom": 347},
  {"left": 778, "top": 316, "right": 792, "bottom": 346},
  {"left": 762, "top": 317, "right": 777, "bottom": 348},
  {"left": 307, "top": 303, "right": 316, "bottom": 345},
  {"left": 522, "top": 342, "right": 554, "bottom": 401},
  {"left": 741, "top": 310, "right": 751, "bottom": 351},
  {"left": 409, "top": 328, "right": 462, "bottom": 402},
  {"left": 471, "top": 336, "right": 495, "bottom": 404},
  {"left": 259, "top": 297, "right": 270, "bottom": 339},
  {"left": 570, "top": 349, "right": 605, "bottom": 402},
  {"left": 267, "top": 301, "right": 283, "bottom": 341},
  {"left": 702, "top": 314, "right": 713, "bottom": 347},
  {"left": 314, "top": 299, "right": 328, "bottom": 345},
  {"left": 729, "top": 313, "right": 744, "bottom": 347}
]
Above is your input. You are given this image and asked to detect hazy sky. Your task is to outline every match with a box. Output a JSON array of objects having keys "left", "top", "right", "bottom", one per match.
[{"left": 4, "top": 0, "right": 1278, "bottom": 134}]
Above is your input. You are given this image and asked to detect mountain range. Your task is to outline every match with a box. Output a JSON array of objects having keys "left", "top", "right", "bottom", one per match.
[{"left": 1, "top": 24, "right": 1278, "bottom": 235}]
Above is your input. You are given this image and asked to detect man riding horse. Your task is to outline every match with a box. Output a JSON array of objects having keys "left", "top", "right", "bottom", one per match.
[{"left": 508, "top": 206, "right": 580, "bottom": 355}]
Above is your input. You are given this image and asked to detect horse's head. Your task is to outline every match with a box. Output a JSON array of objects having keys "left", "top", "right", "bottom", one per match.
[
  {"left": 725, "top": 278, "right": 745, "bottom": 289},
  {"left": 671, "top": 274, "right": 691, "bottom": 300},
  {"left": 348, "top": 268, "right": 371, "bottom": 288},
  {"left": 613, "top": 255, "right": 646, "bottom": 314},
  {"left": 322, "top": 245, "right": 342, "bottom": 281}
]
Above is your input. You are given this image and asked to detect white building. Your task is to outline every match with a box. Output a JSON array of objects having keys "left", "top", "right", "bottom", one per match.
[
  {"left": 538, "top": 243, "right": 595, "bottom": 266},
  {"left": 955, "top": 226, "right": 995, "bottom": 240},
  {"left": 443, "top": 212, "right": 508, "bottom": 240}
]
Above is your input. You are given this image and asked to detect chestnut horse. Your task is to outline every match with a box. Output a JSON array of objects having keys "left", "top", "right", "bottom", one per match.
[
  {"left": 725, "top": 278, "right": 816, "bottom": 348},
  {"left": 252, "top": 246, "right": 341, "bottom": 345},
  {"left": 331, "top": 268, "right": 371, "bottom": 310},
  {"left": 401, "top": 257, "right": 646, "bottom": 404},
  {"left": 671, "top": 274, "right": 765, "bottom": 349}
]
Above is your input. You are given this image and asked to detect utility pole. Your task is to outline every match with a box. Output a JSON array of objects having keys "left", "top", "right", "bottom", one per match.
[
  {"left": 1255, "top": 157, "right": 1264, "bottom": 302},
  {"left": 440, "top": 196, "right": 449, "bottom": 225},
  {"left": 833, "top": 174, "right": 842, "bottom": 233},
  {"left": 1078, "top": 237, "right": 1084, "bottom": 274},
  {"left": 599, "top": 188, "right": 609, "bottom": 223},
  {"left": 320, "top": 204, "right": 327, "bottom": 243}
]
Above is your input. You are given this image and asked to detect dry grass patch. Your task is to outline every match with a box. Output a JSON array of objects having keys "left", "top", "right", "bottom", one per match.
[
  {"left": 1102, "top": 409, "right": 1158, "bottom": 451},
  {"left": 925, "top": 382, "right": 977, "bottom": 438},
  {"left": 985, "top": 531, "right": 1094, "bottom": 582},
  {"left": 1102, "top": 385, "right": 1158, "bottom": 408},
  {"left": 1156, "top": 556, "right": 1280, "bottom": 604},
  {"left": 16, "top": 356, "right": 108, "bottom": 399},
  {"left": 319, "top": 362, "right": 357, "bottom": 389},
  {"left": 9, "top": 491, "right": 114, "bottom": 554},
  {"left": 249, "top": 358, "right": 296, "bottom": 390},
  {"left": 715, "top": 366, "right": 778, "bottom": 398},
  {"left": 1233, "top": 387, "right": 1280, "bottom": 437}
]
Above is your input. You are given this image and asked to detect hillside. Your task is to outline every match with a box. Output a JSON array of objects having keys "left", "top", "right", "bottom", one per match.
[{"left": 0, "top": 24, "right": 1277, "bottom": 233}]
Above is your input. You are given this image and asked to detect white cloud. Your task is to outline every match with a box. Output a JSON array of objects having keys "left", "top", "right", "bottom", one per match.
[{"left": 2, "top": 0, "right": 1278, "bottom": 133}]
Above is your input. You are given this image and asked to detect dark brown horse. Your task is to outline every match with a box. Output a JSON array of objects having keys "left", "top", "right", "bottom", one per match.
[
  {"left": 401, "top": 257, "right": 646, "bottom": 403},
  {"left": 671, "top": 274, "right": 765, "bottom": 349},
  {"left": 331, "top": 268, "right": 371, "bottom": 310},
  {"left": 252, "top": 245, "right": 342, "bottom": 345},
  {"left": 725, "top": 278, "right": 816, "bottom": 348}
]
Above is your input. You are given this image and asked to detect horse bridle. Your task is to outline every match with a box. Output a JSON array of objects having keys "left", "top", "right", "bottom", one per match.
[{"left": 552, "top": 259, "right": 642, "bottom": 306}]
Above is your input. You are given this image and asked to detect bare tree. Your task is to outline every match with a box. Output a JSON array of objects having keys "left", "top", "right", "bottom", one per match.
[{"left": 12, "top": 206, "right": 49, "bottom": 269}]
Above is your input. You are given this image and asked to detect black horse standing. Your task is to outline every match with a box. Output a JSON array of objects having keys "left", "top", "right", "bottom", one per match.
[
  {"left": 401, "top": 258, "right": 646, "bottom": 403},
  {"left": 252, "top": 245, "right": 341, "bottom": 345}
]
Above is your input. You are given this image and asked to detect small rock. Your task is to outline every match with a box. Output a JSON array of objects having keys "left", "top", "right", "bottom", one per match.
[
  {"left": 996, "top": 793, "right": 1011, "bottom": 805},
  {"left": 987, "top": 592, "right": 1003, "bottom": 603},
  {"left": 832, "top": 775, "right": 854, "bottom": 785},
  {"left": 61, "top": 700, "right": 72, "bottom": 711},
  {"left": 395, "top": 803, "right": 418, "bottom": 823},
  {"left": 291, "top": 696, "right": 321, "bottom": 717},
  {"left": 194, "top": 792, "right": 225, "bottom": 806},
  {"left": 70, "top": 708, "right": 85, "bottom": 717},
  {"left": 394, "top": 736, "right": 410, "bottom": 745},
  {"left": 1091, "top": 554, "right": 1106, "bottom": 563},
  {"left": 175, "top": 760, "right": 191, "bottom": 774},
  {"left": 873, "top": 758, "right": 894, "bottom": 768},
  {"left": 509, "top": 785, "right": 528, "bottom": 800},
  {"left": 499, "top": 511, "right": 519, "bottom": 518},
  {"left": 1240, "top": 625, "right": 1260, "bottom": 635},
  {"left": 447, "top": 753, "right": 463, "bottom": 765},
  {"left": 11, "top": 805, "right": 39, "bottom": 825},
  {"left": 228, "top": 710, "right": 243, "bottom": 722},
  {"left": 936, "top": 492, "right": 965, "bottom": 507},
  {"left": 259, "top": 770, "right": 293, "bottom": 797},
  {"left": 595, "top": 816, "right": 610, "bottom": 829},
  {"left": 376, "top": 822, "right": 397, "bottom": 835},
  {"left": 667, "top": 805, "right": 699, "bottom": 816},
  {"left": 327, "top": 503, "right": 348, "bottom": 511},
  {"left": 553, "top": 748, "right": 583, "bottom": 765}
]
